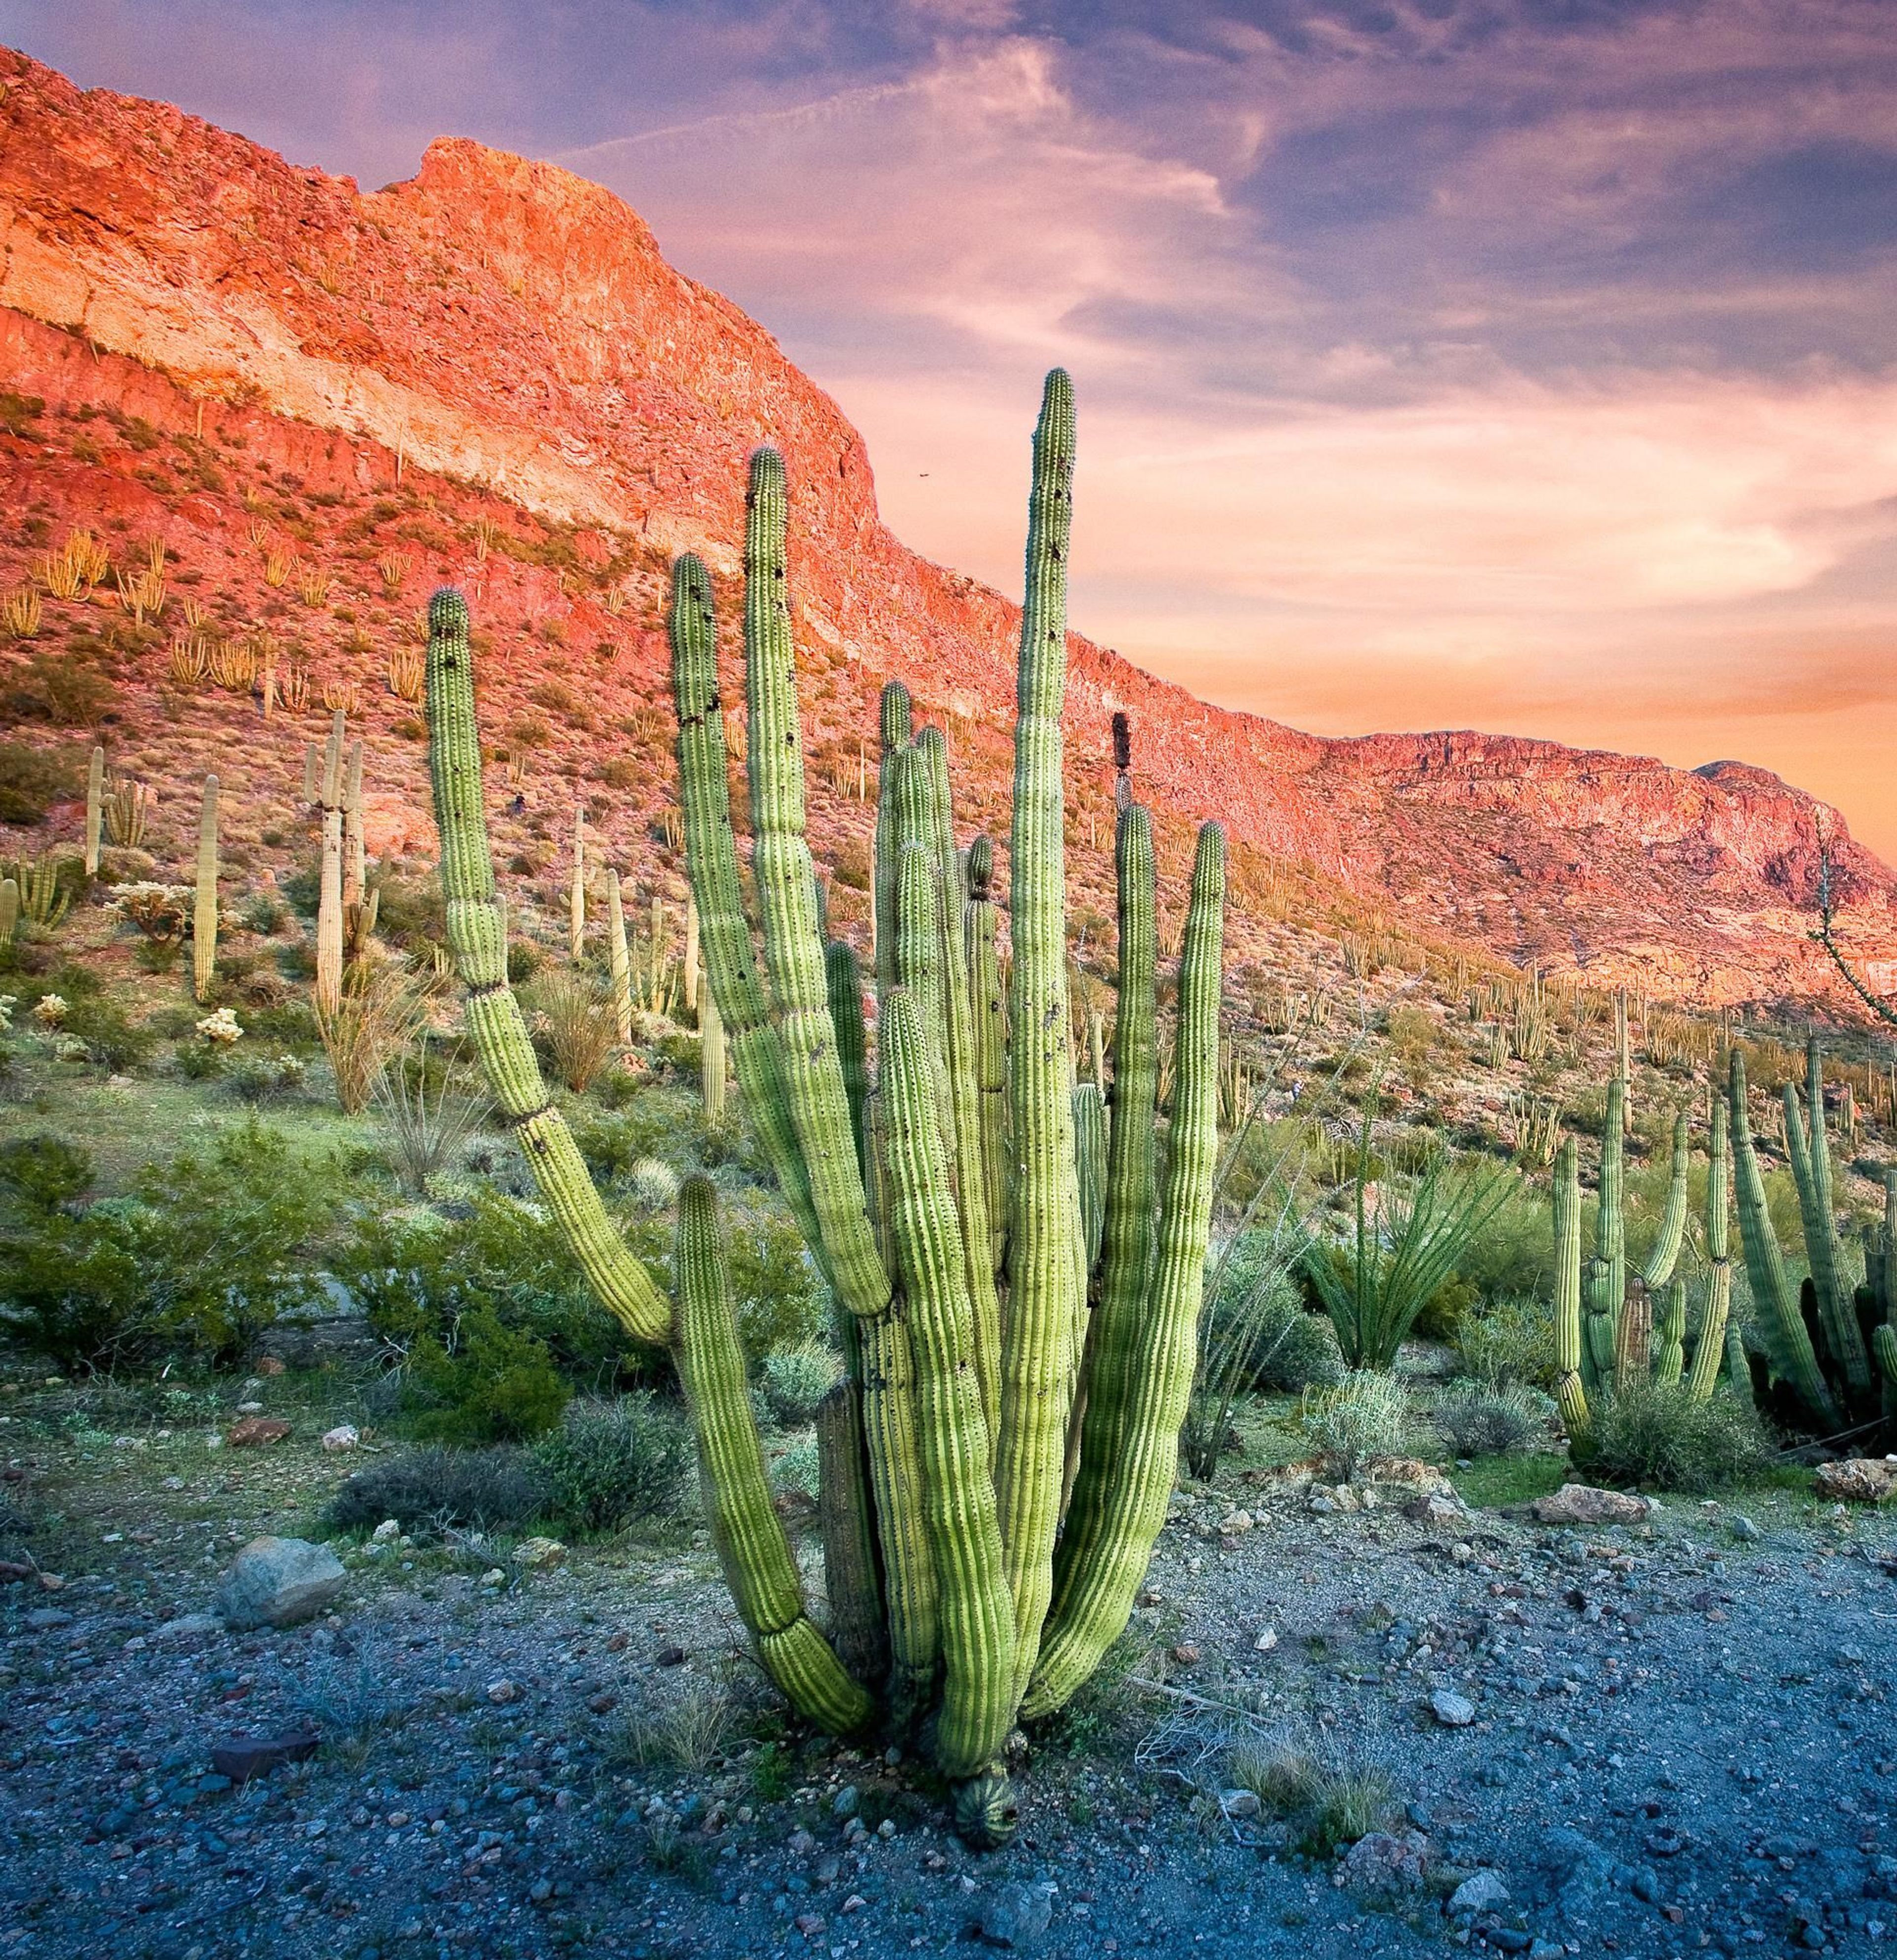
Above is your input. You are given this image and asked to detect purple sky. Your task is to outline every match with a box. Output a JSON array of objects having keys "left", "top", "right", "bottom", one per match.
[{"left": 11, "top": 0, "right": 1897, "bottom": 850}]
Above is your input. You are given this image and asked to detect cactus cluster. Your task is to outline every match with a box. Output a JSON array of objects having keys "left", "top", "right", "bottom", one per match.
[{"left": 426, "top": 373, "right": 1228, "bottom": 1841}]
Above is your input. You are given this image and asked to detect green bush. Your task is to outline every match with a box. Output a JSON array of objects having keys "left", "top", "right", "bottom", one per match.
[
  {"left": 57, "top": 996, "right": 153, "bottom": 1070},
  {"left": 531, "top": 1394, "right": 692, "bottom": 1533},
  {"left": 173, "top": 1042, "right": 225, "bottom": 1081},
  {"left": 1577, "top": 1381, "right": 1773, "bottom": 1493},
  {"left": 0, "top": 741, "right": 81, "bottom": 825},
  {"left": 2, "top": 650, "right": 112, "bottom": 727},
  {"left": 0, "top": 1120, "right": 335, "bottom": 1368},
  {"left": 725, "top": 1207, "right": 825, "bottom": 1360},
  {"left": 1431, "top": 1377, "right": 1555, "bottom": 1457},
  {"left": 1451, "top": 1293, "right": 1558, "bottom": 1389},
  {"left": 328, "top": 1445, "right": 540, "bottom": 1537},
  {"left": 1300, "top": 1371, "right": 1412, "bottom": 1478},
  {"left": 0, "top": 1133, "right": 94, "bottom": 1213},
  {"left": 755, "top": 1339, "right": 841, "bottom": 1427},
  {"left": 407, "top": 1305, "right": 572, "bottom": 1443}
]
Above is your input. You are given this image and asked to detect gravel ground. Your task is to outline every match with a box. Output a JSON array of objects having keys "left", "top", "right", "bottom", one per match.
[{"left": 4, "top": 1414, "right": 1897, "bottom": 1960}]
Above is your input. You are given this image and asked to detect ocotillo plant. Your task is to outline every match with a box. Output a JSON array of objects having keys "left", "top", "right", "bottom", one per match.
[
  {"left": 426, "top": 372, "right": 1228, "bottom": 1844},
  {"left": 84, "top": 746, "right": 105, "bottom": 878},
  {"left": 193, "top": 774, "right": 219, "bottom": 1003}
]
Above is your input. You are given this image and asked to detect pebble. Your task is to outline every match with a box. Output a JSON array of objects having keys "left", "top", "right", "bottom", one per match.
[{"left": 486, "top": 1678, "right": 522, "bottom": 1704}]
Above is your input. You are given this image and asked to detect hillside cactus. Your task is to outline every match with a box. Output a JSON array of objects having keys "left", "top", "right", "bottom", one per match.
[
  {"left": 425, "top": 373, "right": 1228, "bottom": 1843},
  {"left": 84, "top": 745, "right": 105, "bottom": 879},
  {"left": 193, "top": 773, "right": 219, "bottom": 1003}
]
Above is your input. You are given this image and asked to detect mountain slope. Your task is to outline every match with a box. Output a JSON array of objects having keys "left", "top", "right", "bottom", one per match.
[{"left": 0, "top": 46, "right": 1890, "bottom": 1006}]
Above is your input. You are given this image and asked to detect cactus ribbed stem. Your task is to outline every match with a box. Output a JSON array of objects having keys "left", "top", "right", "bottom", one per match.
[
  {"left": 675, "top": 1176, "right": 871, "bottom": 1732},
  {"left": 314, "top": 711, "right": 345, "bottom": 1017},
  {"left": 1073, "top": 1083, "right": 1105, "bottom": 1276},
  {"left": 860, "top": 1297, "right": 939, "bottom": 1726},
  {"left": 425, "top": 588, "right": 671, "bottom": 1345},
  {"left": 1639, "top": 1111, "right": 1690, "bottom": 1291},
  {"left": 1614, "top": 1276, "right": 1652, "bottom": 1389},
  {"left": 874, "top": 682, "right": 912, "bottom": 1003},
  {"left": 1600, "top": 1076, "right": 1626, "bottom": 1317},
  {"left": 0, "top": 878, "right": 17, "bottom": 945},
  {"left": 343, "top": 740, "right": 365, "bottom": 908},
  {"left": 568, "top": 806, "right": 585, "bottom": 962},
  {"left": 606, "top": 868, "right": 632, "bottom": 1042},
  {"left": 1653, "top": 1278, "right": 1686, "bottom": 1387},
  {"left": 700, "top": 971, "right": 726, "bottom": 1124},
  {"left": 826, "top": 940, "right": 869, "bottom": 1182},
  {"left": 742, "top": 450, "right": 890, "bottom": 1323},
  {"left": 683, "top": 888, "right": 700, "bottom": 1015},
  {"left": 193, "top": 774, "right": 219, "bottom": 1003},
  {"left": 1724, "top": 1319, "right": 1750, "bottom": 1395},
  {"left": 1552, "top": 1136, "right": 1589, "bottom": 1434},
  {"left": 671, "top": 553, "right": 827, "bottom": 1271},
  {"left": 996, "top": 369, "right": 1081, "bottom": 1700},
  {"left": 880, "top": 987, "right": 1013, "bottom": 1782},
  {"left": 1024, "top": 822, "right": 1225, "bottom": 1719},
  {"left": 817, "top": 1379, "right": 887, "bottom": 1685},
  {"left": 84, "top": 746, "right": 104, "bottom": 878},
  {"left": 1729, "top": 1049, "right": 1838, "bottom": 1423},
  {"left": 301, "top": 742, "right": 317, "bottom": 807},
  {"left": 1685, "top": 1094, "right": 1732, "bottom": 1402},
  {"left": 965, "top": 834, "right": 1009, "bottom": 1282},
  {"left": 1796, "top": 1038, "right": 1869, "bottom": 1388}
]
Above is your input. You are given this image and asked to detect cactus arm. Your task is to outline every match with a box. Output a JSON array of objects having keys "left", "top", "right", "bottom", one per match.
[
  {"left": 1599, "top": 1076, "right": 1626, "bottom": 1316},
  {"left": 674, "top": 1176, "right": 873, "bottom": 1733},
  {"left": 424, "top": 587, "right": 672, "bottom": 1347},
  {"left": 917, "top": 727, "right": 1004, "bottom": 1447},
  {"left": 965, "top": 834, "right": 1010, "bottom": 1283},
  {"left": 741, "top": 450, "right": 891, "bottom": 1322},
  {"left": 1723, "top": 1319, "right": 1750, "bottom": 1395},
  {"left": 1023, "top": 821, "right": 1225, "bottom": 1720},
  {"left": 994, "top": 369, "right": 1084, "bottom": 1698},
  {"left": 859, "top": 1298, "right": 940, "bottom": 1728},
  {"left": 193, "top": 773, "right": 219, "bottom": 1003},
  {"left": 1552, "top": 1136, "right": 1590, "bottom": 1433},
  {"left": 1685, "top": 1093, "right": 1732, "bottom": 1402},
  {"left": 84, "top": 746, "right": 103, "bottom": 878},
  {"left": 880, "top": 987, "right": 1014, "bottom": 1785},
  {"left": 1874, "top": 1322, "right": 1897, "bottom": 1388},
  {"left": 1638, "top": 1111, "right": 1690, "bottom": 1290},
  {"left": 1614, "top": 1276, "right": 1652, "bottom": 1389},
  {"left": 817, "top": 1379, "right": 888, "bottom": 1686},
  {"left": 1728, "top": 1049, "right": 1839, "bottom": 1423},
  {"left": 826, "top": 939, "right": 870, "bottom": 1184},
  {"left": 315, "top": 711, "right": 345, "bottom": 1017},
  {"left": 1653, "top": 1278, "right": 1686, "bottom": 1387},
  {"left": 873, "top": 682, "right": 911, "bottom": 1004},
  {"left": 1072, "top": 1083, "right": 1106, "bottom": 1277},
  {"left": 1800, "top": 1039, "right": 1870, "bottom": 1388},
  {"left": 700, "top": 979, "right": 726, "bottom": 1123},
  {"left": 670, "top": 552, "right": 829, "bottom": 1277}
]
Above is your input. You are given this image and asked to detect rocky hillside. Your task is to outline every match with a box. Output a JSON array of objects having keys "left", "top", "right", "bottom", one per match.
[{"left": 0, "top": 46, "right": 1890, "bottom": 1008}]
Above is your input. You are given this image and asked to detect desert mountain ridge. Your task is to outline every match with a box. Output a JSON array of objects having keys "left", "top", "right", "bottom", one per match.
[{"left": 0, "top": 46, "right": 1892, "bottom": 1010}]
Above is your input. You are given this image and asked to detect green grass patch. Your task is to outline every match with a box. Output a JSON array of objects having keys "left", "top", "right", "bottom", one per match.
[{"left": 1449, "top": 1451, "right": 1569, "bottom": 1509}]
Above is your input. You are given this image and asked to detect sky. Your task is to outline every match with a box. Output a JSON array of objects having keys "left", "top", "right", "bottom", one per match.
[{"left": 10, "top": 0, "right": 1897, "bottom": 855}]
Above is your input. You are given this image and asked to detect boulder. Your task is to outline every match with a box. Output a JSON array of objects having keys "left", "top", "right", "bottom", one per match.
[
  {"left": 977, "top": 1880, "right": 1057, "bottom": 1949},
  {"left": 1336, "top": 1830, "right": 1432, "bottom": 1898},
  {"left": 1447, "top": 1868, "right": 1510, "bottom": 1917},
  {"left": 214, "top": 1537, "right": 346, "bottom": 1629},
  {"left": 1531, "top": 1484, "right": 1651, "bottom": 1526},
  {"left": 514, "top": 1535, "right": 567, "bottom": 1569},
  {"left": 1814, "top": 1458, "right": 1897, "bottom": 1503}
]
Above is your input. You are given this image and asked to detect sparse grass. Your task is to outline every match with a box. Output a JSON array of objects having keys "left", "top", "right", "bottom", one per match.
[
  {"left": 1449, "top": 1451, "right": 1570, "bottom": 1509},
  {"left": 613, "top": 1684, "right": 734, "bottom": 1774},
  {"left": 1226, "top": 1738, "right": 1394, "bottom": 1855}
]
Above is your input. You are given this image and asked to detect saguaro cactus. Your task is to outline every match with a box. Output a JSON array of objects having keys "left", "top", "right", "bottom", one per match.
[
  {"left": 193, "top": 774, "right": 219, "bottom": 1003},
  {"left": 1552, "top": 1137, "right": 1588, "bottom": 1434},
  {"left": 84, "top": 746, "right": 105, "bottom": 879},
  {"left": 1784, "top": 1037, "right": 1870, "bottom": 1391},
  {"left": 426, "top": 374, "right": 1227, "bottom": 1844},
  {"left": 1683, "top": 1092, "right": 1732, "bottom": 1402}
]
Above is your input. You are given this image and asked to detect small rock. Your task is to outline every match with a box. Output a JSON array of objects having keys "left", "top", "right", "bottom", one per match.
[
  {"left": 788, "top": 1828, "right": 817, "bottom": 1856},
  {"left": 486, "top": 1678, "right": 523, "bottom": 1704},
  {"left": 1431, "top": 1689, "right": 1477, "bottom": 1727},
  {"left": 1408, "top": 1491, "right": 1469, "bottom": 1524},
  {"left": 1531, "top": 1484, "right": 1651, "bottom": 1526},
  {"left": 371, "top": 1519, "right": 402, "bottom": 1543},
  {"left": 210, "top": 1726, "right": 319, "bottom": 1783},
  {"left": 1170, "top": 1642, "right": 1200, "bottom": 1667},
  {"left": 514, "top": 1536, "right": 567, "bottom": 1569},
  {"left": 1731, "top": 1514, "right": 1761, "bottom": 1542},
  {"left": 833, "top": 1785, "right": 860, "bottom": 1820},
  {"left": 225, "top": 1417, "right": 290, "bottom": 1449},
  {"left": 1253, "top": 1624, "right": 1278, "bottom": 1652},
  {"left": 1336, "top": 1830, "right": 1432, "bottom": 1898},
  {"left": 1447, "top": 1868, "right": 1510, "bottom": 1917},
  {"left": 320, "top": 1425, "right": 360, "bottom": 1453},
  {"left": 235, "top": 1400, "right": 265, "bottom": 1416},
  {"left": 1814, "top": 1459, "right": 1897, "bottom": 1503},
  {"left": 978, "top": 1879, "right": 1057, "bottom": 1949},
  {"left": 23, "top": 1607, "right": 71, "bottom": 1630},
  {"left": 1219, "top": 1510, "right": 1254, "bottom": 1534},
  {"left": 255, "top": 1356, "right": 286, "bottom": 1376},
  {"left": 793, "top": 1913, "right": 825, "bottom": 1938},
  {"left": 480, "top": 1568, "right": 505, "bottom": 1587},
  {"left": 587, "top": 1691, "right": 618, "bottom": 1715},
  {"left": 215, "top": 1538, "right": 346, "bottom": 1630},
  {"left": 157, "top": 1611, "right": 224, "bottom": 1639},
  {"left": 656, "top": 1644, "right": 687, "bottom": 1667}
]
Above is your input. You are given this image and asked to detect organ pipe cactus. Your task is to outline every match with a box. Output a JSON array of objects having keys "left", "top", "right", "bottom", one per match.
[
  {"left": 84, "top": 746, "right": 104, "bottom": 879},
  {"left": 193, "top": 774, "right": 219, "bottom": 1003},
  {"left": 426, "top": 373, "right": 1228, "bottom": 1844},
  {"left": 1552, "top": 1137, "right": 1588, "bottom": 1435},
  {"left": 1783, "top": 1038, "right": 1870, "bottom": 1391},
  {"left": 1682, "top": 1093, "right": 1732, "bottom": 1402}
]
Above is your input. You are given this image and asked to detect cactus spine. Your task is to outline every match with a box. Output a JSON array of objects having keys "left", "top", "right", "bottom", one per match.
[
  {"left": 193, "top": 774, "right": 219, "bottom": 1003},
  {"left": 84, "top": 746, "right": 104, "bottom": 878},
  {"left": 427, "top": 374, "right": 1228, "bottom": 1844}
]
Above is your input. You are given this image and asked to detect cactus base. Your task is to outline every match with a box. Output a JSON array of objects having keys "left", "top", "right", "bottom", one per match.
[{"left": 951, "top": 1767, "right": 1019, "bottom": 1849}]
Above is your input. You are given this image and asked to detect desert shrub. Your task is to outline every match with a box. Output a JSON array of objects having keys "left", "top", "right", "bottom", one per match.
[
  {"left": 3, "top": 650, "right": 112, "bottom": 727},
  {"left": 1454, "top": 1179, "right": 1557, "bottom": 1304},
  {"left": 370, "top": 876, "right": 446, "bottom": 949},
  {"left": 1431, "top": 1377, "right": 1555, "bottom": 1457},
  {"left": 227, "top": 1051, "right": 308, "bottom": 1103},
  {"left": 769, "top": 1432, "right": 820, "bottom": 1502},
  {"left": 173, "top": 1040, "right": 225, "bottom": 1081},
  {"left": 241, "top": 894, "right": 287, "bottom": 936},
  {"left": 336, "top": 1190, "right": 661, "bottom": 1393},
  {"left": 328, "top": 1444, "right": 540, "bottom": 1537},
  {"left": 407, "top": 1304, "right": 572, "bottom": 1443},
  {"left": 1578, "top": 1381, "right": 1773, "bottom": 1493},
  {"left": 506, "top": 940, "right": 540, "bottom": 986},
  {"left": 530, "top": 968, "right": 617, "bottom": 1092},
  {"left": 725, "top": 1208, "right": 826, "bottom": 1359},
  {"left": 0, "top": 1133, "right": 94, "bottom": 1213},
  {"left": 573, "top": 1106, "right": 677, "bottom": 1181},
  {"left": 59, "top": 996, "right": 153, "bottom": 1071},
  {"left": 1300, "top": 1370, "right": 1412, "bottom": 1478},
  {"left": 755, "top": 1339, "right": 841, "bottom": 1427},
  {"left": 1452, "top": 1293, "right": 1558, "bottom": 1388},
  {"left": 531, "top": 1394, "right": 692, "bottom": 1533},
  {"left": 0, "top": 1120, "right": 335, "bottom": 1368},
  {"left": 0, "top": 740, "right": 81, "bottom": 825}
]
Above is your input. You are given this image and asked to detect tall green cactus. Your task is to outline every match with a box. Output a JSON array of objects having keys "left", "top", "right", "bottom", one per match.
[
  {"left": 425, "top": 373, "right": 1228, "bottom": 1846},
  {"left": 84, "top": 745, "right": 104, "bottom": 880},
  {"left": 1551, "top": 1137, "right": 1588, "bottom": 1435},
  {"left": 1683, "top": 1092, "right": 1732, "bottom": 1402},
  {"left": 1784, "top": 1038, "right": 1870, "bottom": 1391},
  {"left": 193, "top": 774, "right": 219, "bottom": 1004}
]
